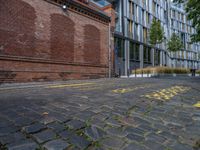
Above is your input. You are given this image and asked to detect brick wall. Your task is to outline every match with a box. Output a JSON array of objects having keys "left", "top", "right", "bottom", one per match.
[{"left": 0, "top": 0, "right": 110, "bottom": 82}]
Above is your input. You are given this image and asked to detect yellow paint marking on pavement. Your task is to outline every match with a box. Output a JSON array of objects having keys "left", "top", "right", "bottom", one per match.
[
  {"left": 112, "top": 85, "right": 151, "bottom": 94},
  {"left": 143, "top": 86, "right": 190, "bottom": 101},
  {"left": 78, "top": 86, "right": 103, "bottom": 91},
  {"left": 193, "top": 102, "right": 200, "bottom": 108},
  {"left": 47, "top": 83, "right": 95, "bottom": 88}
]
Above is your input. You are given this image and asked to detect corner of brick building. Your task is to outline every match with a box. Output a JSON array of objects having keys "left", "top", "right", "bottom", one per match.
[{"left": 101, "top": 4, "right": 116, "bottom": 77}]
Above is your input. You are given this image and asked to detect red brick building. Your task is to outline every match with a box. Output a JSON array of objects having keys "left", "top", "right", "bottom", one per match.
[{"left": 0, "top": 0, "right": 112, "bottom": 82}]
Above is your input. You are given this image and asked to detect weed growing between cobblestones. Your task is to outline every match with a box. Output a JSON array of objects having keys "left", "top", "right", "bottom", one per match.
[
  {"left": 125, "top": 105, "right": 138, "bottom": 117},
  {"left": 142, "top": 105, "right": 153, "bottom": 116},
  {"left": 193, "top": 139, "right": 200, "bottom": 150},
  {"left": 0, "top": 143, "right": 7, "bottom": 150},
  {"left": 164, "top": 148, "right": 172, "bottom": 150},
  {"left": 64, "top": 125, "right": 72, "bottom": 130},
  {"left": 85, "top": 119, "right": 92, "bottom": 127},
  {"left": 104, "top": 123, "right": 115, "bottom": 129},
  {"left": 67, "top": 144, "right": 76, "bottom": 150},
  {"left": 76, "top": 129, "right": 85, "bottom": 137},
  {"left": 90, "top": 140, "right": 101, "bottom": 148},
  {"left": 35, "top": 146, "right": 45, "bottom": 150},
  {"left": 112, "top": 115, "right": 122, "bottom": 121}
]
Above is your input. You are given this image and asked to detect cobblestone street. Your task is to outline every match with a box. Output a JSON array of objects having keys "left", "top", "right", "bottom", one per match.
[{"left": 0, "top": 77, "right": 200, "bottom": 150}]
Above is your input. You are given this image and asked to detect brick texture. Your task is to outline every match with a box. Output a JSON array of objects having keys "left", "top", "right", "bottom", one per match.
[
  {"left": 0, "top": 0, "right": 110, "bottom": 83},
  {"left": 0, "top": 0, "right": 36, "bottom": 57},
  {"left": 50, "top": 14, "right": 75, "bottom": 61},
  {"left": 83, "top": 24, "right": 100, "bottom": 64}
]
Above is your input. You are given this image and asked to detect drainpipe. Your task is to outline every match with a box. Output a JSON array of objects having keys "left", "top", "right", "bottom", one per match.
[
  {"left": 108, "top": 22, "right": 112, "bottom": 78},
  {"left": 121, "top": 0, "right": 125, "bottom": 37},
  {"left": 121, "top": 0, "right": 126, "bottom": 76}
]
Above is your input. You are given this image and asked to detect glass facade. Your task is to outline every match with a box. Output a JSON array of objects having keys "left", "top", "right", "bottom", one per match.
[{"left": 93, "top": 0, "right": 200, "bottom": 75}]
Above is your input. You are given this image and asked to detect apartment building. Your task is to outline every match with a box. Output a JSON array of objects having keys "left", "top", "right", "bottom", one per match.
[
  {"left": 169, "top": 4, "right": 200, "bottom": 69},
  {"left": 95, "top": 0, "right": 200, "bottom": 76}
]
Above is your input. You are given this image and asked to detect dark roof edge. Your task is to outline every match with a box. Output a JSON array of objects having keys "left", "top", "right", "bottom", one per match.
[{"left": 44, "top": 0, "right": 111, "bottom": 22}]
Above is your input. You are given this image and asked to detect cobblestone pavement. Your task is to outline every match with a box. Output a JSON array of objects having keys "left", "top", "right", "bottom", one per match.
[{"left": 0, "top": 77, "right": 200, "bottom": 150}]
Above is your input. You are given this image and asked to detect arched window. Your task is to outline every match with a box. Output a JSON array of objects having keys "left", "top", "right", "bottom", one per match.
[
  {"left": 83, "top": 25, "right": 100, "bottom": 64},
  {"left": 0, "top": 0, "right": 36, "bottom": 56},
  {"left": 50, "top": 14, "right": 75, "bottom": 62}
]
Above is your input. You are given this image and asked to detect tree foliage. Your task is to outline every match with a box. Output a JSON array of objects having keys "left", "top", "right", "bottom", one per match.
[
  {"left": 149, "top": 18, "right": 164, "bottom": 46},
  {"left": 173, "top": 0, "right": 200, "bottom": 43},
  {"left": 167, "top": 33, "right": 183, "bottom": 52}
]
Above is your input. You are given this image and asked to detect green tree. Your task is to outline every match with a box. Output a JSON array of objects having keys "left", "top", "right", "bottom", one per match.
[
  {"left": 149, "top": 18, "right": 164, "bottom": 66},
  {"left": 173, "top": 0, "right": 200, "bottom": 43},
  {"left": 149, "top": 18, "right": 164, "bottom": 46},
  {"left": 167, "top": 33, "right": 183, "bottom": 52}
]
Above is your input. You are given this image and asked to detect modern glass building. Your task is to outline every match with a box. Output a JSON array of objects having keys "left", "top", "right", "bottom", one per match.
[
  {"left": 93, "top": 0, "right": 200, "bottom": 76},
  {"left": 169, "top": 4, "right": 200, "bottom": 69}
]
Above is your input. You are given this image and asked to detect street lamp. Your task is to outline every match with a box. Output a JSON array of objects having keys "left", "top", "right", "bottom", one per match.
[{"left": 62, "top": 5, "right": 67, "bottom": 11}]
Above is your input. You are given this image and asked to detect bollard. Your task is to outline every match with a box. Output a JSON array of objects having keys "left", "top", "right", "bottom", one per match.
[
  {"left": 135, "top": 68, "right": 137, "bottom": 77},
  {"left": 142, "top": 70, "right": 143, "bottom": 77}
]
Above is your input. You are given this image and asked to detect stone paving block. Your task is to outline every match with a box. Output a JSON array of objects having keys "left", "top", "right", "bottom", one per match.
[
  {"left": 133, "top": 116, "right": 150, "bottom": 125},
  {"left": 185, "top": 125, "right": 200, "bottom": 136},
  {"left": 7, "top": 139, "right": 38, "bottom": 150},
  {"left": 143, "top": 140, "right": 166, "bottom": 150},
  {"left": 1, "top": 110, "right": 20, "bottom": 120},
  {"left": 153, "top": 123, "right": 168, "bottom": 131},
  {"left": 8, "top": 143, "right": 38, "bottom": 150},
  {"left": 47, "top": 122, "right": 65, "bottom": 133},
  {"left": 106, "top": 127, "right": 127, "bottom": 137},
  {"left": 43, "top": 139, "right": 69, "bottom": 150},
  {"left": 65, "top": 120, "right": 86, "bottom": 130},
  {"left": 145, "top": 133, "right": 167, "bottom": 143},
  {"left": 158, "top": 131, "right": 179, "bottom": 140},
  {"left": 170, "top": 142, "right": 194, "bottom": 150},
  {"left": 14, "top": 117, "right": 34, "bottom": 127},
  {"left": 138, "top": 124, "right": 157, "bottom": 132},
  {"left": 90, "top": 118, "right": 106, "bottom": 129},
  {"left": 85, "top": 126, "right": 106, "bottom": 140},
  {"left": 50, "top": 113, "right": 69, "bottom": 123},
  {"left": 0, "top": 126, "right": 20, "bottom": 136},
  {"left": 22, "top": 122, "right": 46, "bottom": 134},
  {"left": 68, "top": 134, "right": 91, "bottom": 149},
  {"left": 32, "top": 129, "right": 56, "bottom": 144},
  {"left": 99, "top": 136, "right": 125, "bottom": 149},
  {"left": 126, "top": 133, "right": 145, "bottom": 142},
  {"left": 105, "top": 118, "right": 122, "bottom": 127},
  {"left": 75, "top": 111, "right": 96, "bottom": 121},
  {"left": 0, "top": 120, "right": 13, "bottom": 128},
  {"left": 192, "top": 114, "right": 200, "bottom": 121},
  {"left": 0, "top": 132, "right": 26, "bottom": 145},
  {"left": 25, "top": 112, "right": 42, "bottom": 120},
  {"left": 59, "top": 130, "right": 74, "bottom": 139},
  {"left": 123, "top": 143, "right": 149, "bottom": 150},
  {"left": 93, "top": 113, "right": 109, "bottom": 121},
  {"left": 40, "top": 116, "right": 57, "bottom": 125},
  {"left": 125, "top": 127, "right": 146, "bottom": 136}
]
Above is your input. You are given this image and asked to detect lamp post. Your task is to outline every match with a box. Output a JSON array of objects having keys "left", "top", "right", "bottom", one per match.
[{"left": 62, "top": 5, "right": 67, "bottom": 11}]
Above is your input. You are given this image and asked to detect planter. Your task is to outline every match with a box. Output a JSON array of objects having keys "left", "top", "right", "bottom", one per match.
[{"left": 127, "top": 73, "right": 199, "bottom": 78}]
